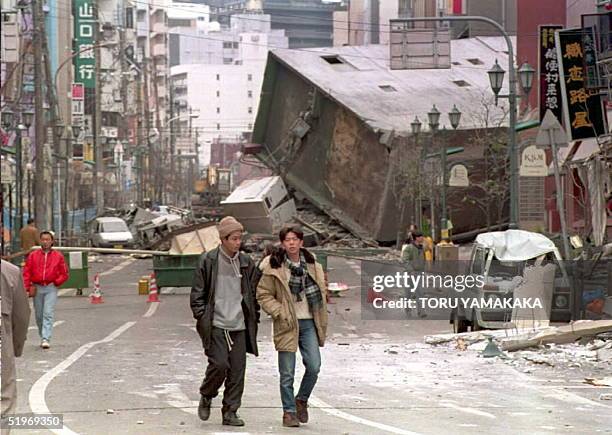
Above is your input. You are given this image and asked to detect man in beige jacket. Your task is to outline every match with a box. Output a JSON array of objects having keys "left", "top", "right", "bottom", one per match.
[
  {"left": 1, "top": 260, "right": 31, "bottom": 434},
  {"left": 19, "top": 219, "right": 39, "bottom": 252},
  {"left": 257, "top": 226, "right": 328, "bottom": 428}
]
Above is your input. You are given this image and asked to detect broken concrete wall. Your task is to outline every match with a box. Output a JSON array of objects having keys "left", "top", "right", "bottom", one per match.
[{"left": 257, "top": 60, "right": 401, "bottom": 241}]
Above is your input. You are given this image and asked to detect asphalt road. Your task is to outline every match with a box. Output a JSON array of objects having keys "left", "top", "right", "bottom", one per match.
[{"left": 10, "top": 254, "right": 612, "bottom": 435}]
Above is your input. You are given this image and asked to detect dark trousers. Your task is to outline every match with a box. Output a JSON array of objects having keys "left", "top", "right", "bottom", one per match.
[{"left": 200, "top": 327, "right": 246, "bottom": 413}]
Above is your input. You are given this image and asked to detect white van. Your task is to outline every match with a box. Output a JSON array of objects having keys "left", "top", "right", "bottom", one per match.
[{"left": 88, "top": 217, "right": 134, "bottom": 248}]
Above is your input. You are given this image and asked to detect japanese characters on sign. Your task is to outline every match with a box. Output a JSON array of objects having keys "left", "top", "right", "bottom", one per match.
[
  {"left": 581, "top": 26, "right": 602, "bottom": 89},
  {"left": 538, "top": 25, "right": 563, "bottom": 124},
  {"left": 555, "top": 29, "right": 607, "bottom": 141},
  {"left": 73, "top": 0, "right": 96, "bottom": 88},
  {"left": 520, "top": 145, "right": 547, "bottom": 177}
]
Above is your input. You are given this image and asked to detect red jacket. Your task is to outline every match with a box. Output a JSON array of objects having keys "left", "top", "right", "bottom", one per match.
[{"left": 23, "top": 249, "right": 69, "bottom": 289}]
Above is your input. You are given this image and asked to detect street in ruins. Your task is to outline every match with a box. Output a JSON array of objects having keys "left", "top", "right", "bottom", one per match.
[{"left": 11, "top": 254, "right": 612, "bottom": 435}]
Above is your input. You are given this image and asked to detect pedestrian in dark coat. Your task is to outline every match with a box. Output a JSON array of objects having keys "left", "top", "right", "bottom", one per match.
[{"left": 190, "top": 216, "right": 260, "bottom": 427}]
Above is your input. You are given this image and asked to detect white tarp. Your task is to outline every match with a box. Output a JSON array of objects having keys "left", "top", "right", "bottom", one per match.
[{"left": 475, "top": 230, "right": 558, "bottom": 262}]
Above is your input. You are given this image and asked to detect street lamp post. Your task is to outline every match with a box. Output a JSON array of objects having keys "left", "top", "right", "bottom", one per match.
[
  {"left": 411, "top": 116, "right": 422, "bottom": 229},
  {"left": 12, "top": 111, "right": 32, "bottom": 241},
  {"left": 26, "top": 162, "right": 33, "bottom": 219},
  {"left": 428, "top": 105, "right": 440, "bottom": 240},
  {"left": 401, "top": 16, "right": 534, "bottom": 229},
  {"left": 447, "top": 105, "right": 462, "bottom": 238}
]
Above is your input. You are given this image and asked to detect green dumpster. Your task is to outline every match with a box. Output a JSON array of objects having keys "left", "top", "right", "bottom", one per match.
[
  {"left": 152, "top": 254, "right": 201, "bottom": 289},
  {"left": 60, "top": 251, "right": 89, "bottom": 291}
]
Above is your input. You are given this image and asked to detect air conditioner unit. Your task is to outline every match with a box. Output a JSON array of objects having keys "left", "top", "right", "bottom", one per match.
[{"left": 1, "top": 12, "right": 17, "bottom": 24}]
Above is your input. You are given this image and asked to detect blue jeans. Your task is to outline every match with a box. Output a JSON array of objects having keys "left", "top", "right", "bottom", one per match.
[
  {"left": 33, "top": 284, "right": 58, "bottom": 341},
  {"left": 278, "top": 319, "right": 321, "bottom": 413}
]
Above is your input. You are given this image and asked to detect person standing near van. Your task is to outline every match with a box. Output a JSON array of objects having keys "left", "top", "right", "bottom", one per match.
[
  {"left": 257, "top": 226, "right": 328, "bottom": 428},
  {"left": 22, "top": 231, "right": 69, "bottom": 349}
]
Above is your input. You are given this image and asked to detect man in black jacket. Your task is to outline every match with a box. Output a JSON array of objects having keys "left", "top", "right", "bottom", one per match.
[{"left": 190, "top": 216, "right": 260, "bottom": 427}]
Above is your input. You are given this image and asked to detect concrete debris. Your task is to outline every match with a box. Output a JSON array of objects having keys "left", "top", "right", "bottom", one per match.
[
  {"left": 455, "top": 338, "right": 468, "bottom": 351},
  {"left": 500, "top": 320, "right": 612, "bottom": 351},
  {"left": 584, "top": 377, "right": 612, "bottom": 387},
  {"left": 106, "top": 409, "right": 115, "bottom": 414},
  {"left": 426, "top": 321, "right": 612, "bottom": 375},
  {"left": 519, "top": 352, "right": 557, "bottom": 367},
  {"left": 600, "top": 394, "right": 612, "bottom": 400}
]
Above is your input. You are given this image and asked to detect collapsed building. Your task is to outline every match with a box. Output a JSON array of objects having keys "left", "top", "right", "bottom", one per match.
[{"left": 251, "top": 37, "right": 514, "bottom": 242}]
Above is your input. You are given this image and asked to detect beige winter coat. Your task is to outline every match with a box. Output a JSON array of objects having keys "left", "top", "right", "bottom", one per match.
[
  {"left": 256, "top": 255, "right": 328, "bottom": 352},
  {"left": 1, "top": 260, "right": 31, "bottom": 423}
]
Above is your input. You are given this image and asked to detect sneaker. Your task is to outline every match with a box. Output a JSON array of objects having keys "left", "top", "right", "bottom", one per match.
[
  {"left": 197, "top": 396, "right": 211, "bottom": 421},
  {"left": 41, "top": 340, "right": 50, "bottom": 349},
  {"left": 282, "top": 411, "right": 300, "bottom": 428},
  {"left": 295, "top": 398, "right": 308, "bottom": 423},
  {"left": 222, "top": 411, "right": 245, "bottom": 427}
]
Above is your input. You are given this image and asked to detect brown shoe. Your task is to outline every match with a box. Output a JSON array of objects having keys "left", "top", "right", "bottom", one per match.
[
  {"left": 282, "top": 412, "right": 300, "bottom": 427},
  {"left": 295, "top": 398, "right": 308, "bottom": 423}
]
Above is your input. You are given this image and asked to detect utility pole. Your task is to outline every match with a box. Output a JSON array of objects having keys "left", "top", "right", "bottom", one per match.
[
  {"left": 118, "top": 23, "right": 129, "bottom": 206},
  {"left": 142, "top": 57, "right": 152, "bottom": 203},
  {"left": 33, "top": 0, "right": 48, "bottom": 230},
  {"left": 93, "top": 4, "right": 104, "bottom": 212},
  {"left": 136, "top": 69, "right": 144, "bottom": 205}
]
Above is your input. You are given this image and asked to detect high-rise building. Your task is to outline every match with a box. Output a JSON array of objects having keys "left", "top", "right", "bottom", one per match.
[{"left": 170, "top": 13, "right": 288, "bottom": 165}]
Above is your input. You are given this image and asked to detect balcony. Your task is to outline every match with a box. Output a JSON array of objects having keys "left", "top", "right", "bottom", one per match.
[
  {"left": 151, "top": 21, "right": 166, "bottom": 34},
  {"left": 152, "top": 43, "right": 167, "bottom": 58}
]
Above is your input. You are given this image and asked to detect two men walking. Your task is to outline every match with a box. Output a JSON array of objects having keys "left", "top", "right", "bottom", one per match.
[{"left": 190, "top": 219, "right": 328, "bottom": 428}]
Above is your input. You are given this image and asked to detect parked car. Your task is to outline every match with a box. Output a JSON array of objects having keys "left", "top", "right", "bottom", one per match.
[
  {"left": 450, "top": 230, "right": 572, "bottom": 332},
  {"left": 88, "top": 217, "right": 134, "bottom": 249}
]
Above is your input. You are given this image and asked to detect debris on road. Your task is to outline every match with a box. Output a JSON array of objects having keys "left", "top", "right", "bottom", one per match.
[
  {"left": 584, "top": 377, "right": 612, "bottom": 387},
  {"left": 500, "top": 320, "right": 612, "bottom": 351}
]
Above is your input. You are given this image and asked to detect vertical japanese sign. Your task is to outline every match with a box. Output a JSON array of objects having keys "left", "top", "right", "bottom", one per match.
[
  {"left": 73, "top": 0, "right": 95, "bottom": 88},
  {"left": 538, "top": 25, "right": 563, "bottom": 123},
  {"left": 555, "top": 29, "right": 607, "bottom": 141},
  {"left": 582, "top": 26, "right": 601, "bottom": 89}
]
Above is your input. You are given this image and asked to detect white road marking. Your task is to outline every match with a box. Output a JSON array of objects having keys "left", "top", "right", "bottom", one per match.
[
  {"left": 29, "top": 321, "right": 136, "bottom": 435},
  {"left": 29, "top": 320, "right": 64, "bottom": 331},
  {"left": 309, "top": 396, "right": 422, "bottom": 435},
  {"left": 440, "top": 401, "right": 496, "bottom": 419},
  {"left": 100, "top": 258, "right": 136, "bottom": 276},
  {"left": 143, "top": 302, "right": 160, "bottom": 318},
  {"left": 515, "top": 370, "right": 612, "bottom": 409}
]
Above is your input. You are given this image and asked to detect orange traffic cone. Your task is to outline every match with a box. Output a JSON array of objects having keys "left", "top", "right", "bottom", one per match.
[
  {"left": 147, "top": 273, "right": 160, "bottom": 303},
  {"left": 90, "top": 273, "right": 104, "bottom": 304}
]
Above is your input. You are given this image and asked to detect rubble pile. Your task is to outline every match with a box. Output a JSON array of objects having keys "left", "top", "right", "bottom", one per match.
[
  {"left": 507, "top": 339, "right": 612, "bottom": 372},
  {"left": 295, "top": 205, "right": 370, "bottom": 249},
  {"left": 425, "top": 322, "right": 612, "bottom": 379}
]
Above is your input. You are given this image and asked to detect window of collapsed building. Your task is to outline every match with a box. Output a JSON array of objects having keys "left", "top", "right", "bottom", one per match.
[
  {"left": 321, "top": 55, "right": 357, "bottom": 71},
  {"left": 466, "top": 58, "right": 484, "bottom": 65},
  {"left": 378, "top": 85, "right": 397, "bottom": 92}
]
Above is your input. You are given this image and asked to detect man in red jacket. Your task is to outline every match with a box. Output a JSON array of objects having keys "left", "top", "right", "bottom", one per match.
[{"left": 23, "top": 231, "right": 69, "bottom": 349}]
